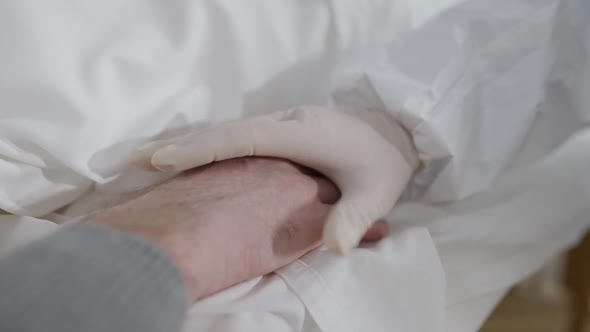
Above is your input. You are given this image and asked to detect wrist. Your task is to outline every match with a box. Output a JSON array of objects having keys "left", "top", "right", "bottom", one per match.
[
  {"left": 139, "top": 226, "right": 211, "bottom": 301},
  {"left": 89, "top": 205, "right": 212, "bottom": 301},
  {"left": 354, "top": 111, "right": 420, "bottom": 171}
]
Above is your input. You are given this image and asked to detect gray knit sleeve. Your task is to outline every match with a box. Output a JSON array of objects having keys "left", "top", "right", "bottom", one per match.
[{"left": 0, "top": 223, "right": 188, "bottom": 332}]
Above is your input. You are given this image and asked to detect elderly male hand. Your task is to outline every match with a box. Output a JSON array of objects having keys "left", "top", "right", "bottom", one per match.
[{"left": 91, "top": 158, "right": 388, "bottom": 302}]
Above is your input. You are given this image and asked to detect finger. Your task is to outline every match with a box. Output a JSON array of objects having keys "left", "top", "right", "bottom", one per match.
[
  {"left": 313, "top": 177, "right": 341, "bottom": 204},
  {"left": 150, "top": 109, "right": 354, "bottom": 172},
  {"left": 361, "top": 220, "right": 390, "bottom": 242},
  {"left": 322, "top": 191, "right": 392, "bottom": 255},
  {"left": 130, "top": 136, "right": 189, "bottom": 171},
  {"left": 320, "top": 154, "right": 411, "bottom": 254},
  {"left": 130, "top": 112, "right": 281, "bottom": 171},
  {"left": 149, "top": 112, "right": 281, "bottom": 171}
]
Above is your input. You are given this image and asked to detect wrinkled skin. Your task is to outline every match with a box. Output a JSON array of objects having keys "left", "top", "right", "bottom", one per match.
[{"left": 92, "top": 158, "right": 388, "bottom": 301}]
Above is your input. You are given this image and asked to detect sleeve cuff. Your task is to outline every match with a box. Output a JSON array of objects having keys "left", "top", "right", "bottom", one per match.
[{"left": 0, "top": 222, "right": 188, "bottom": 332}]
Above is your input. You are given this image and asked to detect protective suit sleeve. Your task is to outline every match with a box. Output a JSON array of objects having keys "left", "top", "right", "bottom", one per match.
[{"left": 331, "top": 0, "right": 562, "bottom": 202}]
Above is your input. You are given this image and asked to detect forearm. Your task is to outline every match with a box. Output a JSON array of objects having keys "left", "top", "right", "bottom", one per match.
[{"left": 0, "top": 223, "right": 187, "bottom": 332}]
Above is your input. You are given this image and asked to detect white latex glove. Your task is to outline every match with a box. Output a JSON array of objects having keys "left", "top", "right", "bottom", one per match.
[{"left": 132, "top": 106, "right": 419, "bottom": 254}]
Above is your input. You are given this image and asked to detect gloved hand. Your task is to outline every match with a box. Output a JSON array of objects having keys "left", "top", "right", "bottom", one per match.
[{"left": 132, "top": 106, "right": 419, "bottom": 254}]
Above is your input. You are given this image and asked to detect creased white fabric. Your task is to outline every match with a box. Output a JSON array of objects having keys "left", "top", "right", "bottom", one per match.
[
  {"left": 331, "top": 0, "right": 561, "bottom": 202},
  {"left": 1, "top": 0, "right": 590, "bottom": 331},
  {"left": 0, "top": 0, "right": 578, "bottom": 216},
  {"left": 184, "top": 228, "right": 445, "bottom": 332}
]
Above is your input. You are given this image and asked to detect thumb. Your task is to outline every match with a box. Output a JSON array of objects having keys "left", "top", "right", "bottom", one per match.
[
  {"left": 361, "top": 220, "right": 390, "bottom": 242},
  {"left": 322, "top": 192, "right": 392, "bottom": 255}
]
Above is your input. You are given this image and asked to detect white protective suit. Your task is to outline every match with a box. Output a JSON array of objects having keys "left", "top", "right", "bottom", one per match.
[{"left": 0, "top": 0, "right": 589, "bottom": 331}]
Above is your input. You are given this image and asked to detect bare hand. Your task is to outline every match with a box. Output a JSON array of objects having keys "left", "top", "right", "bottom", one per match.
[{"left": 92, "top": 158, "right": 388, "bottom": 301}]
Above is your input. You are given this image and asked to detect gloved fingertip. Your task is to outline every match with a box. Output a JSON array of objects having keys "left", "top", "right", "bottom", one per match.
[
  {"left": 151, "top": 146, "right": 183, "bottom": 172},
  {"left": 329, "top": 242, "right": 353, "bottom": 256},
  {"left": 323, "top": 217, "right": 361, "bottom": 256}
]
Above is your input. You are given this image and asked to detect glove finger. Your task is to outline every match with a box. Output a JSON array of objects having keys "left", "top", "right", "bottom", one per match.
[
  {"left": 132, "top": 112, "right": 283, "bottom": 170},
  {"left": 130, "top": 136, "right": 191, "bottom": 171},
  {"left": 322, "top": 193, "right": 393, "bottom": 255},
  {"left": 150, "top": 111, "right": 344, "bottom": 172}
]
